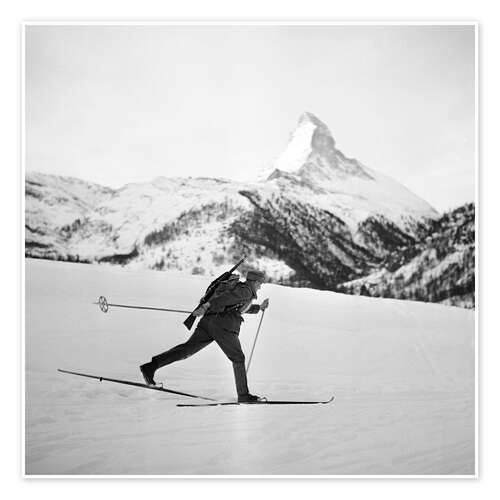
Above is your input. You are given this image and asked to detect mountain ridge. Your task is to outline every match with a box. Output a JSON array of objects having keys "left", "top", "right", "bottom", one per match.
[{"left": 25, "top": 113, "right": 473, "bottom": 307}]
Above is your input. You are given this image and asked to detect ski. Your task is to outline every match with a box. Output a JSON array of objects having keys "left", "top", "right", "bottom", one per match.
[
  {"left": 57, "top": 369, "right": 216, "bottom": 401},
  {"left": 177, "top": 396, "right": 334, "bottom": 407}
]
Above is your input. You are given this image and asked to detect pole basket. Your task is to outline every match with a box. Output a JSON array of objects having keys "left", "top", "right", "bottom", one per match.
[{"left": 98, "top": 296, "right": 109, "bottom": 313}]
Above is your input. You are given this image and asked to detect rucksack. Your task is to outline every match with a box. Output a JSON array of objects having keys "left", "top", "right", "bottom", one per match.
[
  {"left": 206, "top": 273, "right": 252, "bottom": 314},
  {"left": 208, "top": 273, "right": 240, "bottom": 300}
]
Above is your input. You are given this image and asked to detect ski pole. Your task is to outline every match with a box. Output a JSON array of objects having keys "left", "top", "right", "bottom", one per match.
[
  {"left": 94, "top": 296, "right": 191, "bottom": 314},
  {"left": 246, "top": 309, "right": 266, "bottom": 374}
]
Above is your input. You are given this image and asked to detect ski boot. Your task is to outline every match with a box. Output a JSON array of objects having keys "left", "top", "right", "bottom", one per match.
[
  {"left": 140, "top": 361, "right": 157, "bottom": 386},
  {"left": 238, "top": 393, "right": 266, "bottom": 403}
]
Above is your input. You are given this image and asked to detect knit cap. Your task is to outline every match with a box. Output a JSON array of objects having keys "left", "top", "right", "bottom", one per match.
[{"left": 246, "top": 270, "right": 266, "bottom": 282}]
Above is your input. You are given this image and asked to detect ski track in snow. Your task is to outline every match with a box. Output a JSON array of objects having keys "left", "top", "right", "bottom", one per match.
[{"left": 25, "top": 259, "right": 475, "bottom": 475}]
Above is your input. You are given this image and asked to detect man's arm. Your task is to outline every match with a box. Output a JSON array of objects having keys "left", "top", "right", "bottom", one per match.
[
  {"left": 243, "top": 298, "right": 269, "bottom": 314},
  {"left": 244, "top": 304, "right": 261, "bottom": 314}
]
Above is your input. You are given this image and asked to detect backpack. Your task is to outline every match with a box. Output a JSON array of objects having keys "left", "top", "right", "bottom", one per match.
[
  {"left": 205, "top": 274, "right": 251, "bottom": 314},
  {"left": 208, "top": 273, "right": 240, "bottom": 300}
]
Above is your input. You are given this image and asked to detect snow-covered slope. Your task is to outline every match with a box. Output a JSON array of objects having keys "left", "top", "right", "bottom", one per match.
[
  {"left": 339, "top": 203, "right": 475, "bottom": 309},
  {"left": 25, "top": 172, "right": 114, "bottom": 256},
  {"left": 25, "top": 259, "right": 475, "bottom": 475}
]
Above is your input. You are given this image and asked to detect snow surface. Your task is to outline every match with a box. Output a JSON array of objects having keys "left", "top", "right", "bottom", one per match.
[{"left": 25, "top": 259, "right": 475, "bottom": 475}]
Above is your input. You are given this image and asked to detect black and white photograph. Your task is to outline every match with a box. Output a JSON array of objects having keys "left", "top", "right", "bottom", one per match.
[{"left": 23, "top": 22, "right": 476, "bottom": 476}]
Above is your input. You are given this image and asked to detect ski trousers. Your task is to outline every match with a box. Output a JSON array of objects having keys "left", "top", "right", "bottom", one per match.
[{"left": 151, "top": 316, "right": 249, "bottom": 396}]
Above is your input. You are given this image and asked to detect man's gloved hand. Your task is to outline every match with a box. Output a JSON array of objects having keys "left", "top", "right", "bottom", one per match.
[
  {"left": 260, "top": 298, "right": 269, "bottom": 311},
  {"left": 193, "top": 302, "right": 210, "bottom": 317}
]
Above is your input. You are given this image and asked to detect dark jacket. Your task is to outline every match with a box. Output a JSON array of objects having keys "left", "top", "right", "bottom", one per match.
[{"left": 205, "top": 281, "right": 261, "bottom": 333}]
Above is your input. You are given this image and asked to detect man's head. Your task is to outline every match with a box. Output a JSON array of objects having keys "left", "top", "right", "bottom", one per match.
[{"left": 246, "top": 270, "right": 266, "bottom": 291}]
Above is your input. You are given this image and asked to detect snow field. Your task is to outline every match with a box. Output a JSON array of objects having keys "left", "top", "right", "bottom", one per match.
[{"left": 25, "top": 259, "right": 474, "bottom": 475}]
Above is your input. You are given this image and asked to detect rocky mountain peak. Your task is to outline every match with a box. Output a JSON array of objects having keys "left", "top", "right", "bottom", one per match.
[
  {"left": 298, "top": 110, "right": 328, "bottom": 128},
  {"left": 262, "top": 112, "right": 371, "bottom": 187},
  {"left": 298, "top": 111, "right": 337, "bottom": 153}
]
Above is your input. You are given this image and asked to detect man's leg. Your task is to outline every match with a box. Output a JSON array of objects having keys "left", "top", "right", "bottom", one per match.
[
  {"left": 210, "top": 325, "right": 249, "bottom": 397},
  {"left": 140, "top": 320, "right": 213, "bottom": 384},
  {"left": 152, "top": 321, "right": 213, "bottom": 368},
  {"left": 232, "top": 362, "right": 249, "bottom": 397}
]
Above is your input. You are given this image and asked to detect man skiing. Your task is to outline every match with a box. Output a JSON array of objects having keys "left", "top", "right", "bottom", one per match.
[{"left": 140, "top": 270, "right": 269, "bottom": 403}]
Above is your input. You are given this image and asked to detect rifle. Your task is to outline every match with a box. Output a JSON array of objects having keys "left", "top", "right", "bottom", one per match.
[{"left": 183, "top": 256, "right": 246, "bottom": 330}]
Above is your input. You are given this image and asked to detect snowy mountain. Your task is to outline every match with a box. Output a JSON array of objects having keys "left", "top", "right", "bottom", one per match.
[
  {"left": 26, "top": 112, "right": 449, "bottom": 298},
  {"left": 338, "top": 203, "right": 475, "bottom": 309},
  {"left": 25, "top": 172, "right": 115, "bottom": 256},
  {"left": 260, "top": 112, "right": 436, "bottom": 233}
]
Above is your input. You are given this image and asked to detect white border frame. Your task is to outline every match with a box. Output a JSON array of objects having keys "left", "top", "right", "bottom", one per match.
[{"left": 20, "top": 20, "right": 479, "bottom": 480}]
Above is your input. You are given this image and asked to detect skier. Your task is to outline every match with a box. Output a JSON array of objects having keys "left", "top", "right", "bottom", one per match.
[{"left": 140, "top": 270, "right": 269, "bottom": 403}]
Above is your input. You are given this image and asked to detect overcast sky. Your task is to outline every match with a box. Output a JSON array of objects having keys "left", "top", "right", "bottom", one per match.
[{"left": 25, "top": 24, "right": 475, "bottom": 212}]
